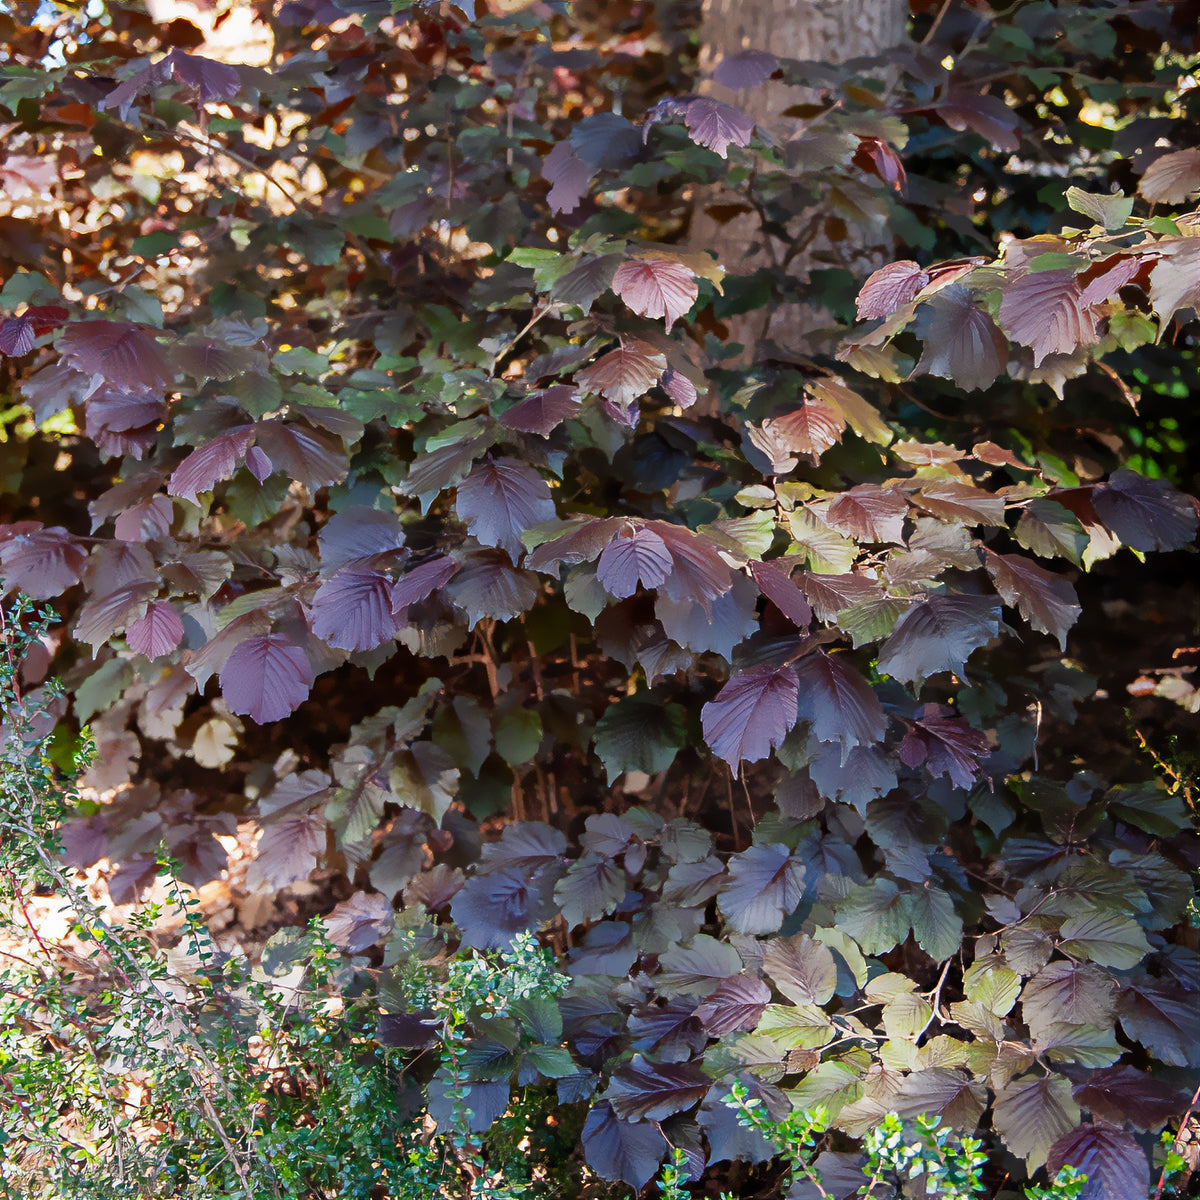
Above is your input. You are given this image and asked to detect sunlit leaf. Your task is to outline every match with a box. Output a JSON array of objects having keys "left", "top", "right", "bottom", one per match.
[
  {"left": 856, "top": 260, "right": 930, "bottom": 320},
  {"left": 576, "top": 341, "right": 667, "bottom": 407},
  {"left": 999, "top": 269, "right": 1096, "bottom": 366},
  {"left": 912, "top": 283, "right": 1007, "bottom": 392},
  {"left": 612, "top": 257, "right": 698, "bottom": 331},
  {"left": 219, "top": 633, "right": 314, "bottom": 724},
  {"left": 685, "top": 97, "right": 754, "bottom": 158},
  {"left": 126, "top": 600, "right": 184, "bottom": 660},
  {"left": 985, "top": 550, "right": 1080, "bottom": 649},
  {"left": 1137, "top": 146, "right": 1200, "bottom": 204}
]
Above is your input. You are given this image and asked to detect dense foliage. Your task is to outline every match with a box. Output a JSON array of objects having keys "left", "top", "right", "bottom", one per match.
[{"left": 1, "top": 0, "right": 1198, "bottom": 1196}]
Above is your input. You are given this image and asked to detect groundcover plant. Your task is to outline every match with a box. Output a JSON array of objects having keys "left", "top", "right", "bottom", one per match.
[{"left": 0, "top": 0, "right": 1198, "bottom": 1196}]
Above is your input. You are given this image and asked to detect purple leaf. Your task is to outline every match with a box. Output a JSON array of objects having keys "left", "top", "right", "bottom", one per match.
[
  {"left": 985, "top": 550, "right": 1081, "bottom": 650},
  {"left": 311, "top": 568, "right": 402, "bottom": 652},
  {"left": 1091, "top": 470, "right": 1198, "bottom": 552},
  {"left": 718, "top": 842, "right": 806, "bottom": 934},
  {"left": 318, "top": 506, "right": 405, "bottom": 569},
  {"left": 175, "top": 334, "right": 264, "bottom": 381},
  {"left": 186, "top": 610, "right": 271, "bottom": 690},
  {"left": 455, "top": 456, "right": 556, "bottom": 560},
  {"left": 218, "top": 633, "right": 314, "bottom": 724},
  {"left": 324, "top": 890, "right": 393, "bottom": 953},
  {"left": 576, "top": 340, "right": 667, "bottom": 408},
  {"left": 113, "top": 495, "right": 173, "bottom": 543},
  {"left": 554, "top": 853, "right": 627, "bottom": 927},
  {"left": 712, "top": 49, "right": 778, "bottom": 90},
  {"left": 0, "top": 525, "right": 87, "bottom": 598},
  {"left": 856, "top": 260, "right": 930, "bottom": 320},
  {"left": 899, "top": 706, "right": 990, "bottom": 789},
  {"left": 58, "top": 320, "right": 173, "bottom": 393},
  {"left": 84, "top": 389, "right": 166, "bottom": 460},
  {"left": 1149, "top": 239, "right": 1200, "bottom": 328},
  {"left": 83, "top": 540, "right": 156, "bottom": 596},
  {"left": 126, "top": 600, "right": 184, "bottom": 659},
  {"left": 876, "top": 593, "right": 1002, "bottom": 687},
  {"left": 753, "top": 400, "right": 845, "bottom": 464},
  {"left": 245, "top": 445, "right": 272, "bottom": 482},
  {"left": 543, "top": 140, "right": 593, "bottom": 214},
  {"left": 525, "top": 517, "right": 622, "bottom": 574},
  {"left": 75, "top": 582, "right": 153, "bottom": 648},
  {"left": 694, "top": 975, "right": 771, "bottom": 1034},
  {"left": 999, "top": 269, "right": 1096, "bottom": 366},
  {"left": 1078, "top": 256, "right": 1142, "bottom": 308},
  {"left": 166, "top": 50, "right": 242, "bottom": 103},
  {"left": 249, "top": 770, "right": 331, "bottom": 890},
  {"left": 605, "top": 1055, "right": 709, "bottom": 1122},
  {"left": 479, "top": 820, "right": 567, "bottom": 876},
  {"left": 913, "top": 283, "right": 1008, "bottom": 392},
  {"left": 914, "top": 478, "right": 1006, "bottom": 525},
  {"left": 581, "top": 1102, "right": 668, "bottom": 1192},
  {"left": 749, "top": 560, "right": 812, "bottom": 628},
  {"left": 0, "top": 315, "right": 35, "bottom": 356},
  {"left": 168, "top": 426, "right": 256, "bottom": 504},
  {"left": 685, "top": 97, "right": 754, "bottom": 158},
  {"left": 451, "top": 868, "right": 556, "bottom": 950},
  {"left": 794, "top": 650, "right": 887, "bottom": 750},
  {"left": 762, "top": 933, "right": 838, "bottom": 1006},
  {"left": 253, "top": 420, "right": 349, "bottom": 492},
  {"left": 701, "top": 664, "right": 800, "bottom": 768},
  {"left": 1137, "top": 146, "right": 1200, "bottom": 204},
  {"left": 1117, "top": 981, "right": 1200, "bottom": 1068},
  {"left": 1046, "top": 1124, "right": 1149, "bottom": 1200},
  {"left": 612, "top": 257, "right": 698, "bottom": 331},
  {"left": 823, "top": 485, "right": 908, "bottom": 543},
  {"left": 661, "top": 367, "right": 698, "bottom": 408},
  {"left": 550, "top": 254, "right": 623, "bottom": 312},
  {"left": 391, "top": 556, "right": 459, "bottom": 613},
  {"left": 653, "top": 520, "right": 733, "bottom": 610},
  {"left": 499, "top": 386, "right": 581, "bottom": 435},
  {"left": 797, "top": 570, "right": 882, "bottom": 623},
  {"left": 934, "top": 89, "right": 1022, "bottom": 152},
  {"left": 655, "top": 573, "right": 758, "bottom": 657},
  {"left": 568, "top": 111, "right": 641, "bottom": 167},
  {"left": 596, "top": 523, "right": 672, "bottom": 598},
  {"left": 442, "top": 549, "right": 539, "bottom": 625},
  {"left": 1072, "top": 1066, "right": 1185, "bottom": 1129}
]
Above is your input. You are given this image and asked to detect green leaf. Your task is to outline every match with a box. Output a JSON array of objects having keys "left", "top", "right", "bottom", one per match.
[
  {"left": 963, "top": 956, "right": 1021, "bottom": 1016},
  {"left": 1065, "top": 187, "right": 1134, "bottom": 231},
  {"left": 837, "top": 878, "right": 910, "bottom": 956},
  {"left": 1058, "top": 911, "right": 1151, "bottom": 970},
  {"left": 756, "top": 1003, "right": 835, "bottom": 1050},
  {"left": 494, "top": 707, "right": 543, "bottom": 766},
  {"left": 520, "top": 1044, "right": 577, "bottom": 1079},
  {"left": 591, "top": 695, "right": 686, "bottom": 783}
]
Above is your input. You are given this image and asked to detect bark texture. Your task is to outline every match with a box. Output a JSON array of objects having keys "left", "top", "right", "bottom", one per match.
[{"left": 695, "top": 0, "right": 910, "bottom": 357}]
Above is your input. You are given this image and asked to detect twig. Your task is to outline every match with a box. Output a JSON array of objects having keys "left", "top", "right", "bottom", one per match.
[
  {"left": 1154, "top": 1074, "right": 1200, "bottom": 1200},
  {"left": 915, "top": 956, "right": 953, "bottom": 1043}
]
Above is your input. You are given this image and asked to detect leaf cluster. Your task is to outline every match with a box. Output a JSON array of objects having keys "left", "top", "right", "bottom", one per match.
[{"left": 0, "top": 0, "right": 1198, "bottom": 1196}]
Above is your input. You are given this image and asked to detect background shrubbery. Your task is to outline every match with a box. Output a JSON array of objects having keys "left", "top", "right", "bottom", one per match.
[{"left": 1, "top": 0, "right": 1199, "bottom": 1196}]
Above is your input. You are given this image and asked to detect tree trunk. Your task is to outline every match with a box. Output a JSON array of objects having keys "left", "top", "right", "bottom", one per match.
[{"left": 694, "top": 0, "right": 910, "bottom": 358}]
